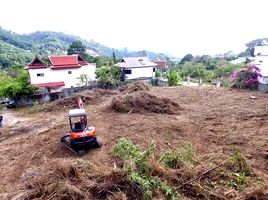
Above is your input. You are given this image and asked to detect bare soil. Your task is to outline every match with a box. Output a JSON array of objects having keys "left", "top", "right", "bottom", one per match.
[{"left": 0, "top": 84, "right": 268, "bottom": 199}]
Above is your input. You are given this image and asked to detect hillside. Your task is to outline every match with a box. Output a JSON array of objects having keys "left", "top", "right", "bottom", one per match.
[
  {"left": 0, "top": 27, "right": 170, "bottom": 68},
  {"left": 0, "top": 40, "right": 33, "bottom": 67}
]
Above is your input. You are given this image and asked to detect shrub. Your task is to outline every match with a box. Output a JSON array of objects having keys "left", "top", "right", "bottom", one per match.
[
  {"left": 222, "top": 78, "right": 232, "bottom": 88},
  {"left": 224, "top": 148, "right": 256, "bottom": 190},
  {"left": 213, "top": 63, "right": 245, "bottom": 78},
  {"left": 160, "top": 143, "right": 197, "bottom": 168},
  {"left": 0, "top": 69, "right": 37, "bottom": 100},
  {"left": 155, "top": 69, "right": 161, "bottom": 78},
  {"left": 180, "top": 62, "right": 207, "bottom": 78},
  {"left": 95, "top": 65, "right": 121, "bottom": 88},
  {"left": 112, "top": 138, "right": 179, "bottom": 200},
  {"left": 231, "top": 64, "right": 262, "bottom": 90},
  {"left": 166, "top": 70, "right": 182, "bottom": 86}
]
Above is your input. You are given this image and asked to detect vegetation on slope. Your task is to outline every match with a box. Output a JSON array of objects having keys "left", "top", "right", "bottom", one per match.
[{"left": 0, "top": 27, "right": 171, "bottom": 68}]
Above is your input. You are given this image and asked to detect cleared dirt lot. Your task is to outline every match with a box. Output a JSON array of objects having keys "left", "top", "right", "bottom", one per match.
[{"left": 0, "top": 84, "right": 268, "bottom": 199}]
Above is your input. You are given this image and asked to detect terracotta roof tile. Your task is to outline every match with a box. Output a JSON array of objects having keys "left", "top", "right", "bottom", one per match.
[
  {"left": 32, "top": 81, "right": 65, "bottom": 87},
  {"left": 49, "top": 55, "right": 80, "bottom": 67},
  {"left": 154, "top": 61, "right": 167, "bottom": 68},
  {"left": 27, "top": 55, "right": 47, "bottom": 69}
]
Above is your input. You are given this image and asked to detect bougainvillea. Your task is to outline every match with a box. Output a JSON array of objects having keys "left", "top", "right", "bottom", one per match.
[{"left": 231, "top": 64, "right": 262, "bottom": 90}]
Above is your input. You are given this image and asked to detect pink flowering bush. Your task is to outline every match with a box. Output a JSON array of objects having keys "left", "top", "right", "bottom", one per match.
[{"left": 231, "top": 64, "right": 262, "bottom": 90}]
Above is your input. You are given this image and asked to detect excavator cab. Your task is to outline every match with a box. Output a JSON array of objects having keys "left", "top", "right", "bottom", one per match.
[
  {"left": 69, "top": 109, "right": 87, "bottom": 132},
  {"left": 60, "top": 108, "right": 102, "bottom": 155}
]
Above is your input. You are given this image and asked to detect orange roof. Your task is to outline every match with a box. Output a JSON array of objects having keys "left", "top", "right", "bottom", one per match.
[
  {"left": 49, "top": 55, "right": 81, "bottom": 69},
  {"left": 32, "top": 81, "right": 65, "bottom": 87},
  {"left": 27, "top": 55, "right": 90, "bottom": 70},
  {"left": 154, "top": 61, "right": 167, "bottom": 68},
  {"left": 27, "top": 55, "right": 47, "bottom": 69}
]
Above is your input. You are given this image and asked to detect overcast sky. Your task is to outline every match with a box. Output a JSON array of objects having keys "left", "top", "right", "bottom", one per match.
[{"left": 0, "top": 0, "right": 268, "bottom": 57}]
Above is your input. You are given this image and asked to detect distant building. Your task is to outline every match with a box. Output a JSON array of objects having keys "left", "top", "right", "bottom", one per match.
[
  {"left": 252, "top": 46, "right": 268, "bottom": 85},
  {"left": 26, "top": 55, "right": 96, "bottom": 92},
  {"left": 115, "top": 57, "right": 157, "bottom": 80},
  {"left": 154, "top": 60, "right": 169, "bottom": 73},
  {"left": 230, "top": 57, "right": 247, "bottom": 64}
]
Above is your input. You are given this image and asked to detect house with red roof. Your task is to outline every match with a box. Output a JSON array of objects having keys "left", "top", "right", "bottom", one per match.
[
  {"left": 26, "top": 55, "right": 96, "bottom": 92},
  {"left": 154, "top": 60, "right": 169, "bottom": 74}
]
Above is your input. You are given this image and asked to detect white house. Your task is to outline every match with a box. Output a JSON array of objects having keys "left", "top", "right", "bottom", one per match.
[
  {"left": 26, "top": 55, "right": 96, "bottom": 92},
  {"left": 115, "top": 57, "right": 157, "bottom": 80},
  {"left": 252, "top": 46, "right": 268, "bottom": 85}
]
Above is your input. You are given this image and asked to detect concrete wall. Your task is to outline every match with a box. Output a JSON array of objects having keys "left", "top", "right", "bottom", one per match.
[
  {"left": 16, "top": 84, "right": 98, "bottom": 107},
  {"left": 254, "top": 56, "right": 268, "bottom": 84}
]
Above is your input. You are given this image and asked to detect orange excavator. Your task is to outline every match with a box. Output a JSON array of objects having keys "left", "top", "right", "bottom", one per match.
[{"left": 60, "top": 98, "right": 102, "bottom": 155}]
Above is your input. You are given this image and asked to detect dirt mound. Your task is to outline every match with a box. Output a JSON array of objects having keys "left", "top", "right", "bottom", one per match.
[
  {"left": 110, "top": 91, "right": 181, "bottom": 114},
  {"left": 118, "top": 82, "right": 150, "bottom": 93},
  {"left": 42, "top": 89, "right": 116, "bottom": 112},
  {"left": 91, "top": 88, "right": 117, "bottom": 96}
]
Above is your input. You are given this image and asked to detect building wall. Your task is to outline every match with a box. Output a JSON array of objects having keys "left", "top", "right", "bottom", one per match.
[
  {"left": 125, "top": 66, "right": 155, "bottom": 80},
  {"left": 28, "top": 64, "right": 96, "bottom": 88},
  {"left": 254, "top": 56, "right": 268, "bottom": 84},
  {"left": 28, "top": 68, "right": 51, "bottom": 84}
]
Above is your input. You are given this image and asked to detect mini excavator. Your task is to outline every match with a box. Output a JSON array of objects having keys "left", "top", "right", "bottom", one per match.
[{"left": 60, "top": 98, "right": 102, "bottom": 155}]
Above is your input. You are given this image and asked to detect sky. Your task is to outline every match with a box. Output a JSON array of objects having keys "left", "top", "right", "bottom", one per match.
[{"left": 0, "top": 0, "right": 268, "bottom": 57}]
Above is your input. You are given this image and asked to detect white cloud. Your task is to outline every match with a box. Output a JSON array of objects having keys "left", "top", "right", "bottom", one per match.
[{"left": 0, "top": 0, "right": 268, "bottom": 57}]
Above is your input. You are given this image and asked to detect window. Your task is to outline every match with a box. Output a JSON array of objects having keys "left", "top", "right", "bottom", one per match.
[
  {"left": 37, "top": 73, "right": 44, "bottom": 77},
  {"left": 153, "top": 68, "right": 156, "bottom": 72},
  {"left": 125, "top": 69, "right": 132, "bottom": 74},
  {"left": 68, "top": 71, "right": 72, "bottom": 74}
]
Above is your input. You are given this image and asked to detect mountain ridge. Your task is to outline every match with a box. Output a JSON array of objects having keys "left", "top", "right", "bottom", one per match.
[{"left": 0, "top": 27, "right": 171, "bottom": 68}]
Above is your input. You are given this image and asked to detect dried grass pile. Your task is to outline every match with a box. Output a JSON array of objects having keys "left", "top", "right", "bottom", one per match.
[
  {"left": 42, "top": 89, "right": 115, "bottom": 112},
  {"left": 111, "top": 91, "right": 181, "bottom": 114},
  {"left": 20, "top": 159, "right": 142, "bottom": 200},
  {"left": 118, "top": 82, "right": 150, "bottom": 94}
]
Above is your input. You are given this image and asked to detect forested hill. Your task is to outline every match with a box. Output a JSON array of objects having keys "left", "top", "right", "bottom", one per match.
[{"left": 0, "top": 27, "right": 169, "bottom": 68}]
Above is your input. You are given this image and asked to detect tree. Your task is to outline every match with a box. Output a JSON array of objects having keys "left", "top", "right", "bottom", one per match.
[
  {"left": 0, "top": 68, "right": 37, "bottom": 100},
  {"left": 95, "top": 65, "right": 121, "bottom": 88},
  {"left": 180, "top": 62, "right": 207, "bottom": 78},
  {"left": 83, "top": 54, "right": 107, "bottom": 68},
  {"left": 67, "top": 40, "right": 86, "bottom": 55},
  {"left": 179, "top": 54, "right": 193, "bottom": 64},
  {"left": 77, "top": 74, "right": 91, "bottom": 86},
  {"left": 112, "top": 52, "right": 116, "bottom": 64},
  {"left": 213, "top": 63, "right": 245, "bottom": 78}
]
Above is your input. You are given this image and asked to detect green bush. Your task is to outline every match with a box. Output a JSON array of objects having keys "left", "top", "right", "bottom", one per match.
[
  {"left": 222, "top": 78, "right": 231, "bottom": 88},
  {"left": 155, "top": 69, "right": 161, "bottom": 78},
  {"left": 180, "top": 62, "right": 207, "bottom": 78},
  {"left": 113, "top": 138, "right": 179, "bottom": 200},
  {"left": 166, "top": 70, "right": 182, "bottom": 86},
  {"left": 213, "top": 63, "right": 245, "bottom": 78},
  {"left": 0, "top": 68, "right": 37, "bottom": 100},
  {"left": 160, "top": 143, "right": 197, "bottom": 168},
  {"left": 95, "top": 65, "right": 121, "bottom": 88}
]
